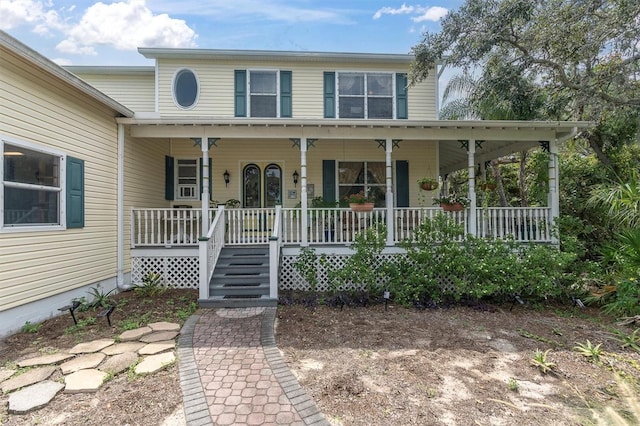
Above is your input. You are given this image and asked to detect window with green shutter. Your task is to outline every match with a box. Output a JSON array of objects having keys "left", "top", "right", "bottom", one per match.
[{"left": 234, "top": 70, "right": 247, "bottom": 117}]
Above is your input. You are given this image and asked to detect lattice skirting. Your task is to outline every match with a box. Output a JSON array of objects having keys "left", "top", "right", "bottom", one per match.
[
  {"left": 279, "top": 253, "right": 458, "bottom": 293},
  {"left": 132, "top": 256, "right": 199, "bottom": 288},
  {"left": 279, "top": 253, "right": 397, "bottom": 292}
]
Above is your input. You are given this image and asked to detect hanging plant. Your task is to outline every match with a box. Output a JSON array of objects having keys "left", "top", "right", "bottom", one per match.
[{"left": 417, "top": 177, "right": 439, "bottom": 191}]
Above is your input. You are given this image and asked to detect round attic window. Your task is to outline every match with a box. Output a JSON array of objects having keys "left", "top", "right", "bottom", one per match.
[{"left": 173, "top": 69, "right": 199, "bottom": 109}]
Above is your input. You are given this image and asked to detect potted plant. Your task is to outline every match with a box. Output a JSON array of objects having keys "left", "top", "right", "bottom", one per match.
[
  {"left": 433, "top": 193, "right": 470, "bottom": 212},
  {"left": 417, "top": 176, "right": 439, "bottom": 191},
  {"left": 344, "top": 190, "right": 375, "bottom": 212}
]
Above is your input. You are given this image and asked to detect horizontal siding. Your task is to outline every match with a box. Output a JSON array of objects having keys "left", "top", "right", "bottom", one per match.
[
  {"left": 73, "top": 73, "right": 155, "bottom": 112},
  {"left": 123, "top": 136, "right": 170, "bottom": 270},
  {"left": 0, "top": 47, "right": 119, "bottom": 311},
  {"left": 156, "top": 58, "right": 436, "bottom": 119},
  {"left": 164, "top": 137, "right": 437, "bottom": 208}
]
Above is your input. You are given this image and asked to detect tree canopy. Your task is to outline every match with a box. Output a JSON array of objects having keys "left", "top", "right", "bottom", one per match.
[{"left": 411, "top": 0, "right": 640, "bottom": 168}]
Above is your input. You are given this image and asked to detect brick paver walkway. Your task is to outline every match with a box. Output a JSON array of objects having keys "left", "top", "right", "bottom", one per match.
[{"left": 177, "top": 307, "right": 328, "bottom": 426}]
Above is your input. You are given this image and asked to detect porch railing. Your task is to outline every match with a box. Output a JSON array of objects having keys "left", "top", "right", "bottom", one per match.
[
  {"left": 130, "top": 208, "right": 215, "bottom": 248},
  {"left": 199, "top": 206, "right": 226, "bottom": 300},
  {"left": 269, "top": 206, "right": 282, "bottom": 299},
  {"left": 476, "top": 207, "right": 552, "bottom": 242},
  {"left": 132, "top": 205, "right": 553, "bottom": 248}
]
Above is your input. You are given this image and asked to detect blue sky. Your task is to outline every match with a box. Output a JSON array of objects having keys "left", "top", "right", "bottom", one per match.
[{"left": 1, "top": 0, "right": 462, "bottom": 66}]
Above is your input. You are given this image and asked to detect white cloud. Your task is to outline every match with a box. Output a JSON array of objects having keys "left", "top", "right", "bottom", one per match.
[
  {"left": 52, "top": 57, "right": 73, "bottom": 66},
  {"left": 373, "top": 4, "right": 415, "bottom": 20},
  {"left": 412, "top": 6, "right": 448, "bottom": 22},
  {"left": 56, "top": 0, "right": 197, "bottom": 54},
  {"left": 0, "top": 0, "right": 61, "bottom": 31},
  {"left": 373, "top": 4, "right": 448, "bottom": 22}
]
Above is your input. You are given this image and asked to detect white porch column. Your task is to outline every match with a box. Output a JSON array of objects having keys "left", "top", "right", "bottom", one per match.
[
  {"left": 300, "top": 137, "right": 308, "bottom": 247},
  {"left": 467, "top": 140, "right": 477, "bottom": 237},
  {"left": 385, "top": 138, "right": 395, "bottom": 245},
  {"left": 201, "top": 137, "right": 210, "bottom": 237},
  {"left": 548, "top": 139, "right": 560, "bottom": 244},
  {"left": 116, "top": 123, "right": 128, "bottom": 290}
]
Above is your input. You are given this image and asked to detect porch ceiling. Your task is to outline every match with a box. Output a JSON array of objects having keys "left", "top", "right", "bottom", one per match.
[{"left": 118, "top": 117, "right": 588, "bottom": 173}]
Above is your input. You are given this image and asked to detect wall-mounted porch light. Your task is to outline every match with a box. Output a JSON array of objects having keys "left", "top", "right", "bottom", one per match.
[
  {"left": 292, "top": 170, "right": 299, "bottom": 187},
  {"left": 223, "top": 170, "right": 230, "bottom": 187}
]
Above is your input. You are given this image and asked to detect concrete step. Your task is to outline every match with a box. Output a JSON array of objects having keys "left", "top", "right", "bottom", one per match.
[{"left": 198, "top": 296, "right": 278, "bottom": 308}]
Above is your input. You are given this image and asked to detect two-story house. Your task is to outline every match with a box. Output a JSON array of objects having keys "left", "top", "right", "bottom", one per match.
[{"left": 0, "top": 30, "right": 586, "bottom": 335}]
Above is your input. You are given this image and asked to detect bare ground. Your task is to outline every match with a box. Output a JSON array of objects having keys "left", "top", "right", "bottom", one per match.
[
  {"left": 2, "top": 292, "right": 639, "bottom": 425},
  {"left": 276, "top": 303, "right": 640, "bottom": 426}
]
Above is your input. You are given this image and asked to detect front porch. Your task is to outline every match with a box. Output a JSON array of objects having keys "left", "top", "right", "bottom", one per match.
[{"left": 130, "top": 204, "right": 554, "bottom": 306}]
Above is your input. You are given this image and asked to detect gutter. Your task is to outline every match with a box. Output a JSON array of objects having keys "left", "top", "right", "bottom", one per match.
[{"left": 116, "top": 123, "right": 132, "bottom": 291}]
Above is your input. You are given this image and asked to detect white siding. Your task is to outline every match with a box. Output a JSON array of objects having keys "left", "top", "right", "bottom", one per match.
[
  {"left": 0, "top": 47, "right": 119, "bottom": 311},
  {"left": 123, "top": 135, "right": 170, "bottom": 269},
  {"left": 73, "top": 72, "right": 155, "bottom": 112},
  {"left": 156, "top": 58, "right": 437, "bottom": 120},
  {"left": 164, "top": 138, "right": 437, "bottom": 208}
]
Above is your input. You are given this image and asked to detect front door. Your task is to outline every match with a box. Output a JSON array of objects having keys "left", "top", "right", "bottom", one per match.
[{"left": 242, "top": 163, "right": 283, "bottom": 208}]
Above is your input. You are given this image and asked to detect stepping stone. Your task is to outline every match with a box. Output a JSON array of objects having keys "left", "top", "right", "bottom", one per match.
[
  {"left": 69, "top": 339, "right": 115, "bottom": 354},
  {"left": 140, "top": 331, "right": 179, "bottom": 343},
  {"left": 135, "top": 351, "right": 176, "bottom": 375},
  {"left": 60, "top": 353, "right": 106, "bottom": 374},
  {"left": 1, "top": 366, "right": 56, "bottom": 394},
  {"left": 119, "top": 326, "right": 152, "bottom": 342},
  {"left": 64, "top": 369, "right": 108, "bottom": 393},
  {"left": 99, "top": 352, "right": 138, "bottom": 375},
  {"left": 8, "top": 380, "right": 64, "bottom": 414},
  {"left": 138, "top": 341, "right": 175, "bottom": 355},
  {"left": 101, "top": 342, "right": 145, "bottom": 356},
  {"left": 148, "top": 321, "right": 180, "bottom": 332},
  {"left": 0, "top": 369, "right": 16, "bottom": 383},
  {"left": 17, "top": 352, "right": 75, "bottom": 367}
]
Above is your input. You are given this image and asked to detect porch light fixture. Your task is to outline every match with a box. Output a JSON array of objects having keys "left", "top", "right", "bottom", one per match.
[
  {"left": 223, "top": 170, "right": 230, "bottom": 187},
  {"left": 292, "top": 170, "right": 299, "bottom": 187}
]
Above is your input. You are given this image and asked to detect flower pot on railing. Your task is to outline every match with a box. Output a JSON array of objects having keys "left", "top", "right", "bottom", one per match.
[
  {"left": 440, "top": 202, "right": 464, "bottom": 212},
  {"left": 350, "top": 202, "right": 374, "bottom": 212}
]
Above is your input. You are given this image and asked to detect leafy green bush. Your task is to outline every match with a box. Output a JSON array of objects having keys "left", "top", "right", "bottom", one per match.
[
  {"left": 388, "top": 213, "right": 576, "bottom": 307},
  {"left": 135, "top": 272, "right": 165, "bottom": 297}
]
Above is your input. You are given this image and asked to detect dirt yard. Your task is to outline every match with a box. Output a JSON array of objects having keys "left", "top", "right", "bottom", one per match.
[
  {"left": 1, "top": 292, "right": 639, "bottom": 425},
  {"left": 276, "top": 303, "right": 640, "bottom": 425}
]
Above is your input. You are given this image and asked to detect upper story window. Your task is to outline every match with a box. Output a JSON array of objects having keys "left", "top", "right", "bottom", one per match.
[
  {"left": 338, "top": 73, "right": 393, "bottom": 119},
  {"left": 249, "top": 71, "right": 277, "bottom": 117},
  {"left": 1, "top": 137, "right": 84, "bottom": 231},
  {"left": 324, "top": 72, "right": 407, "bottom": 120},
  {"left": 173, "top": 68, "right": 199, "bottom": 109},
  {"left": 235, "top": 70, "right": 292, "bottom": 118}
]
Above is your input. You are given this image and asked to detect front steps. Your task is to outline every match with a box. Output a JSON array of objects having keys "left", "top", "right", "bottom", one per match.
[{"left": 199, "top": 246, "right": 277, "bottom": 308}]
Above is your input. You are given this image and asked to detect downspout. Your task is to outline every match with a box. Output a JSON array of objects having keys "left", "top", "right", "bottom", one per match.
[{"left": 116, "top": 123, "right": 130, "bottom": 290}]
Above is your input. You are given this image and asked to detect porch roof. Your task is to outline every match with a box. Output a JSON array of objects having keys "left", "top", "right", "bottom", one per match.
[{"left": 116, "top": 117, "right": 589, "bottom": 174}]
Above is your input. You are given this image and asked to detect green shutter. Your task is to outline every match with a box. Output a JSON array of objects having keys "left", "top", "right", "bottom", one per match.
[
  {"left": 396, "top": 160, "right": 409, "bottom": 207},
  {"left": 66, "top": 156, "right": 84, "bottom": 228},
  {"left": 323, "top": 72, "right": 335, "bottom": 118},
  {"left": 234, "top": 70, "right": 246, "bottom": 117},
  {"left": 280, "top": 71, "right": 292, "bottom": 117},
  {"left": 165, "top": 156, "right": 174, "bottom": 200},
  {"left": 322, "top": 160, "right": 336, "bottom": 203},
  {"left": 396, "top": 73, "right": 408, "bottom": 119},
  {"left": 199, "top": 158, "right": 213, "bottom": 200}
]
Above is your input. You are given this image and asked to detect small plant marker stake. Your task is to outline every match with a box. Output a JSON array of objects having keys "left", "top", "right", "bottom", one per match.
[
  {"left": 384, "top": 290, "right": 390, "bottom": 311},
  {"left": 572, "top": 296, "right": 585, "bottom": 309},
  {"left": 510, "top": 295, "right": 525, "bottom": 311}
]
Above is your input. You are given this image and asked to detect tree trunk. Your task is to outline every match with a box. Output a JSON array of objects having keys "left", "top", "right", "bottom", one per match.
[
  {"left": 519, "top": 151, "right": 529, "bottom": 207},
  {"left": 490, "top": 160, "right": 508, "bottom": 207},
  {"left": 585, "top": 130, "right": 613, "bottom": 168}
]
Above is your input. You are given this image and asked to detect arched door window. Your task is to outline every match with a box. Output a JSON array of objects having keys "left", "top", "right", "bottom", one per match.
[
  {"left": 264, "top": 164, "right": 282, "bottom": 207},
  {"left": 243, "top": 164, "right": 261, "bottom": 207}
]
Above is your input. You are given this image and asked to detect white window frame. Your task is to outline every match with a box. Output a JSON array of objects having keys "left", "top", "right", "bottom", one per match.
[
  {"left": 0, "top": 135, "right": 66, "bottom": 232},
  {"left": 172, "top": 68, "right": 200, "bottom": 110},
  {"left": 337, "top": 160, "right": 387, "bottom": 206},
  {"left": 175, "top": 158, "right": 199, "bottom": 200},
  {"left": 247, "top": 69, "right": 281, "bottom": 118},
  {"left": 335, "top": 71, "right": 396, "bottom": 119}
]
